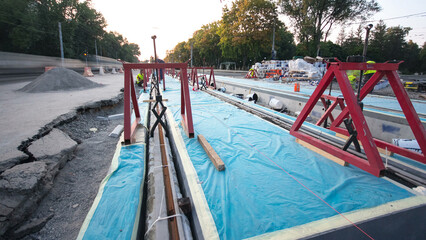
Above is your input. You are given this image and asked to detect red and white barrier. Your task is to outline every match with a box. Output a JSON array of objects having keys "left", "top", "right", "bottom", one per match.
[{"left": 83, "top": 67, "right": 94, "bottom": 77}]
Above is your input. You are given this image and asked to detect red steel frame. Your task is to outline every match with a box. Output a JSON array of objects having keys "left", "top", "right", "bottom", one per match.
[
  {"left": 315, "top": 95, "right": 345, "bottom": 127},
  {"left": 190, "top": 67, "right": 217, "bottom": 89},
  {"left": 142, "top": 68, "right": 152, "bottom": 92},
  {"left": 290, "top": 61, "right": 426, "bottom": 176},
  {"left": 123, "top": 63, "right": 195, "bottom": 144}
]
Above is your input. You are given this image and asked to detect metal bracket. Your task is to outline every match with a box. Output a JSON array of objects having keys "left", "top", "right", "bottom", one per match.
[{"left": 150, "top": 95, "right": 168, "bottom": 137}]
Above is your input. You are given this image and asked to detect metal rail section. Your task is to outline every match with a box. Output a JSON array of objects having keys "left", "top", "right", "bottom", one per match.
[
  {"left": 190, "top": 67, "right": 217, "bottom": 90},
  {"left": 290, "top": 61, "right": 426, "bottom": 177},
  {"left": 123, "top": 63, "right": 194, "bottom": 144}
]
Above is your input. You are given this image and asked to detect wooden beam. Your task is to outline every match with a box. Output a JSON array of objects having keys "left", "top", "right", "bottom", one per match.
[
  {"left": 142, "top": 99, "right": 168, "bottom": 102},
  {"left": 197, "top": 134, "right": 225, "bottom": 171},
  {"left": 295, "top": 138, "right": 348, "bottom": 166}
]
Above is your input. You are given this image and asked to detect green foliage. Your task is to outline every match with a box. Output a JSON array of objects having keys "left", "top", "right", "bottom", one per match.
[
  {"left": 218, "top": 0, "right": 284, "bottom": 67},
  {"left": 166, "top": 0, "right": 295, "bottom": 69},
  {"left": 420, "top": 42, "right": 426, "bottom": 73},
  {"left": 279, "top": 0, "right": 380, "bottom": 56},
  {"left": 0, "top": 0, "right": 140, "bottom": 62},
  {"left": 165, "top": 41, "right": 191, "bottom": 64},
  {"left": 274, "top": 27, "right": 296, "bottom": 60}
]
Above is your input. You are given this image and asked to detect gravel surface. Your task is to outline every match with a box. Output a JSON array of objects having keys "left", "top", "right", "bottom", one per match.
[{"left": 21, "top": 101, "right": 124, "bottom": 240}]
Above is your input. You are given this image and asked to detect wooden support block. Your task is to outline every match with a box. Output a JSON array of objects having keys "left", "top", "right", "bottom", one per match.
[
  {"left": 142, "top": 99, "right": 168, "bottom": 103},
  {"left": 197, "top": 134, "right": 225, "bottom": 171},
  {"left": 295, "top": 138, "right": 348, "bottom": 166},
  {"left": 335, "top": 132, "right": 393, "bottom": 156}
]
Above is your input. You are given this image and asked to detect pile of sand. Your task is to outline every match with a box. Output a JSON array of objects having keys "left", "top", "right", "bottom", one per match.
[{"left": 19, "top": 68, "right": 102, "bottom": 93}]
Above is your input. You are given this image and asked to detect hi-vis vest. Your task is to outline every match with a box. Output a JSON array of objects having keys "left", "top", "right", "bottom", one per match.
[
  {"left": 364, "top": 61, "right": 376, "bottom": 75},
  {"left": 136, "top": 73, "right": 144, "bottom": 83}
]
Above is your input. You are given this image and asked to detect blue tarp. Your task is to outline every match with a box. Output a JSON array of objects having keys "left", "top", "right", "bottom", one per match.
[
  {"left": 163, "top": 77, "right": 414, "bottom": 239},
  {"left": 82, "top": 144, "right": 145, "bottom": 240},
  {"left": 79, "top": 86, "right": 148, "bottom": 240}
]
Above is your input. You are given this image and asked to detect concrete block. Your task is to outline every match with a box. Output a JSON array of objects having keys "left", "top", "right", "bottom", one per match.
[
  {"left": 0, "top": 162, "right": 47, "bottom": 193},
  {"left": 0, "top": 149, "right": 27, "bottom": 173},
  {"left": 28, "top": 128, "right": 77, "bottom": 168},
  {"left": 109, "top": 125, "right": 124, "bottom": 138},
  {"left": 0, "top": 161, "right": 54, "bottom": 236}
]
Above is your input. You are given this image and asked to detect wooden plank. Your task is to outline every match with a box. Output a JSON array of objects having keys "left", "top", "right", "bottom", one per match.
[
  {"left": 142, "top": 99, "right": 168, "bottom": 102},
  {"left": 197, "top": 135, "right": 225, "bottom": 171},
  {"left": 295, "top": 138, "right": 348, "bottom": 166}
]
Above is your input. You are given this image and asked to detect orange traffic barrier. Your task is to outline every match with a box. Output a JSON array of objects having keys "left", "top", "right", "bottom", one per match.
[
  {"left": 45, "top": 66, "right": 56, "bottom": 72},
  {"left": 83, "top": 67, "right": 94, "bottom": 77},
  {"left": 265, "top": 69, "right": 281, "bottom": 78},
  {"left": 294, "top": 82, "right": 300, "bottom": 92}
]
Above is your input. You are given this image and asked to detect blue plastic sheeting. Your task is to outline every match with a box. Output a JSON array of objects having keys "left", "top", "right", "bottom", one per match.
[
  {"left": 216, "top": 76, "right": 426, "bottom": 116},
  {"left": 213, "top": 90, "right": 338, "bottom": 136},
  {"left": 82, "top": 144, "right": 145, "bottom": 240},
  {"left": 163, "top": 77, "right": 414, "bottom": 239}
]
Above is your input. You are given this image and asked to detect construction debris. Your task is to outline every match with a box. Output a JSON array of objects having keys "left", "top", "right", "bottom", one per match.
[{"left": 108, "top": 125, "right": 124, "bottom": 138}]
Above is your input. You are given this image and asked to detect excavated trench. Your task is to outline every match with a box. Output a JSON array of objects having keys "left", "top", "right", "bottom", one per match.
[{"left": 1, "top": 94, "right": 126, "bottom": 240}]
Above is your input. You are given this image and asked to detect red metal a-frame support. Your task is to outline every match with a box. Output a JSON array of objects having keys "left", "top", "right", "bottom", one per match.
[
  {"left": 190, "top": 67, "right": 217, "bottom": 90},
  {"left": 123, "top": 63, "right": 195, "bottom": 144},
  {"left": 290, "top": 61, "right": 426, "bottom": 177},
  {"left": 142, "top": 68, "right": 152, "bottom": 92}
]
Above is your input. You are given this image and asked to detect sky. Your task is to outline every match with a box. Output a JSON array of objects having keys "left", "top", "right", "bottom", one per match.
[{"left": 89, "top": 0, "right": 426, "bottom": 61}]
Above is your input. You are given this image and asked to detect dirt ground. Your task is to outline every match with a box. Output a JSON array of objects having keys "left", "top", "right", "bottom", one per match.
[{"left": 21, "top": 101, "right": 124, "bottom": 240}]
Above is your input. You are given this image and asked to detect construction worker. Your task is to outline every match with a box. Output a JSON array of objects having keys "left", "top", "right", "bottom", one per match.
[
  {"left": 347, "top": 70, "right": 360, "bottom": 90},
  {"left": 136, "top": 70, "right": 144, "bottom": 87},
  {"left": 362, "top": 60, "right": 376, "bottom": 87}
]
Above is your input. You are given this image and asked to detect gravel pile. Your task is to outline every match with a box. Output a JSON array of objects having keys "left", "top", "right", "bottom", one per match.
[{"left": 19, "top": 68, "right": 102, "bottom": 93}]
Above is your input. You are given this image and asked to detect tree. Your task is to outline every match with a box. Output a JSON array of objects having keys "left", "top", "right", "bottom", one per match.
[
  {"left": 319, "top": 41, "right": 344, "bottom": 59},
  {"left": 402, "top": 40, "right": 420, "bottom": 74},
  {"left": 192, "top": 22, "right": 222, "bottom": 67},
  {"left": 218, "top": 0, "right": 285, "bottom": 68},
  {"left": 340, "top": 30, "right": 363, "bottom": 59},
  {"left": 167, "top": 41, "right": 190, "bottom": 63},
  {"left": 0, "top": 0, "right": 139, "bottom": 62},
  {"left": 385, "top": 26, "right": 411, "bottom": 61},
  {"left": 279, "top": 0, "right": 380, "bottom": 56},
  {"left": 419, "top": 42, "right": 426, "bottom": 73},
  {"left": 274, "top": 26, "right": 296, "bottom": 59},
  {"left": 368, "top": 20, "right": 387, "bottom": 62}
]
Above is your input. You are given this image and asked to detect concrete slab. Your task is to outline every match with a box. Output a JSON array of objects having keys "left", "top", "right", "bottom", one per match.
[
  {"left": 28, "top": 128, "right": 77, "bottom": 160},
  {"left": 0, "top": 162, "right": 47, "bottom": 193},
  {"left": 0, "top": 73, "right": 126, "bottom": 167},
  {"left": 0, "top": 149, "right": 27, "bottom": 173},
  {"left": 0, "top": 161, "right": 53, "bottom": 236}
]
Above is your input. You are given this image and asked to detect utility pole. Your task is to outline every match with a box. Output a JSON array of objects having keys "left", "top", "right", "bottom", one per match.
[
  {"left": 271, "top": 19, "right": 276, "bottom": 60},
  {"left": 95, "top": 39, "right": 99, "bottom": 66},
  {"left": 152, "top": 35, "right": 160, "bottom": 95},
  {"left": 190, "top": 42, "right": 193, "bottom": 67},
  {"left": 58, "top": 22, "right": 64, "bottom": 67}
]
